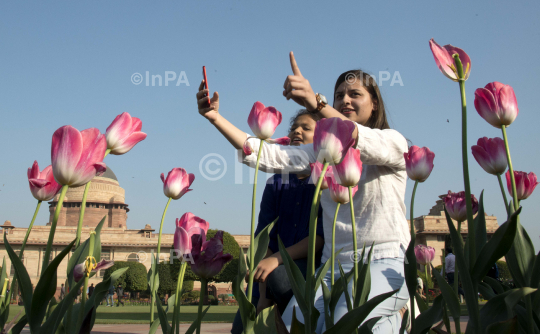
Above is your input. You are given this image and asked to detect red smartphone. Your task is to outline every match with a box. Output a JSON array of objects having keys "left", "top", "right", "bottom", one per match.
[{"left": 202, "top": 66, "right": 210, "bottom": 107}]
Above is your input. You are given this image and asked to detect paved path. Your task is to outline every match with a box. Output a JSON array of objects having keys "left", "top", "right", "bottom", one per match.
[{"left": 21, "top": 323, "right": 233, "bottom": 334}]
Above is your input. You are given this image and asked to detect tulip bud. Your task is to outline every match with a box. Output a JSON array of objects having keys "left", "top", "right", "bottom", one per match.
[
  {"left": 444, "top": 191, "right": 479, "bottom": 223},
  {"left": 334, "top": 148, "right": 362, "bottom": 187},
  {"left": 506, "top": 170, "right": 538, "bottom": 200},
  {"left": 247, "top": 102, "right": 282, "bottom": 140},
  {"left": 404, "top": 146, "right": 435, "bottom": 182},
  {"left": 161, "top": 168, "right": 195, "bottom": 200},
  {"left": 471, "top": 137, "right": 507, "bottom": 175},
  {"left": 327, "top": 176, "right": 357, "bottom": 204},
  {"left": 414, "top": 244, "right": 435, "bottom": 265},
  {"left": 309, "top": 162, "right": 334, "bottom": 190},
  {"left": 474, "top": 82, "right": 519, "bottom": 128},
  {"left": 174, "top": 213, "right": 209, "bottom": 257},
  {"left": 27, "top": 161, "right": 62, "bottom": 201},
  {"left": 106, "top": 112, "right": 147, "bottom": 155},
  {"left": 313, "top": 118, "right": 356, "bottom": 165},
  {"left": 429, "top": 38, "right": 471, "bottom": 82}
]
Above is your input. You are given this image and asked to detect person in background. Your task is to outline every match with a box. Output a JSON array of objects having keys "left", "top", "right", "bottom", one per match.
[
  {"left": 116, "top": 283, "right": 125, "bottom": 307},
  {"left": 107, "top": 284, "right": 115, "bottom": 307},
  {"left": 445, "top": 247, "right": 464, "bottom": 300},
  {"left": 88, "top": 283, "right": 95, "bottom": 298},
  {"left": 59, "top": 284, "right": 65, "bottom": 300},
  {"left": 416, "top": 274, "right": 426, "bottom": 302}
]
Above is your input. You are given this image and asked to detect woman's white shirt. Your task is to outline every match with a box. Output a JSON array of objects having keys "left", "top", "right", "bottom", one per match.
[{"left": 241, "top": 122, "right": 411, "bottom": 266}]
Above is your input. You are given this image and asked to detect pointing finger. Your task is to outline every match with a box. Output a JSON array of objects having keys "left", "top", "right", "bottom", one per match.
[{"left": 289, "top": 51, "right": 303, "bottom": 77}]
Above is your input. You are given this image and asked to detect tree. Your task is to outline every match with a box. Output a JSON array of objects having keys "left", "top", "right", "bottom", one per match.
[
  {"left": 104, "top": 261, "right": 147, "bottom": 292},
  {"left": 156, "top": 263, "right": 195, "bottom": 298},
  {"left": 174, "top": 229, "right": 241, "bottom": 283}
]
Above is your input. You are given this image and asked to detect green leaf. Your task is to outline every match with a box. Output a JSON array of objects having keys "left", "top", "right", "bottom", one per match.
[
  {"left": 314, "top": 248, "right": 342, "bottom": 293},
  {"left": 478, "top": 282, "right": 496, "bottom": 301},
  {"left": 92, "top": 216, "right": 107, "bottom": 267},
  {"left": 321, "top": 281, "right": 333, "bottom": 328},
  {"left": 431, "top": 264, "right": 460, "bottom": 321},
  {"left": 253, "top": 305, "right": 278, "bottom": 334},
  {"left": 289, "top": 307, "right": 306, "bottom": 334},
  {"left": 404, "top": 239, "right": 418, "bottom": 318},
  {"left": 324, "top": 289, "right": 397, "bottom": 334},
  {"left": 471, "top": 208, "right": 519, "bottom": 283},
  {"left": 185, "top": 306, "right": 210, "bottom": 334},
  {"left": 413, "top": 294, "right": 444, "bottom": 334},
  {"left": 475, "top": 190, "right": 488, "bottom": 261},
  {"left": 485, "top": 316, "right": 518, "bottom": 334},
  {"left": 354, "top": 244, "right": 373, "bottom": 308},
  {"left": 10, "top": 314, "right": 27, "bottom": 334},
  {"left": 330, "top": 266, "right": 353, "bottom": 316},
  {"left": 148, "top": 319, "right": 161, "bottom": 334},
  {"left": 30, "top": 240, "right": 75, "bottom": 331},
  {"left": 444, "top": 207, "right": 480, "bottom": 332},
  {"left": 66, "top": 238, "right": 89, "bottom": 289},
  {"left": 531, "top": 251, "right": 540, "bottom": 289},
  {"left": 41, "top": 278, "right": 84, "bottom": 334},
  {"left": 505, "top": 210, "right": 536, "bottom": 288},
  {"left": 399, "top": 309, "right": 409, "bottom": 334},
  {"left": 415, "top": 292, "right": 428, "bottom": 313},
  {"left": 483, "top": 277, "right": 505, "bottom": 296},
  {"left": 479, "top": 287, "right": 537, "bottom": 333},
  {"left": 358, "top": 316, "right": 381, "bottom": 334},
  {"left": 337, "top": 262, "right": 352, "bottom": 313},
  {"left": 231, "top": 245, "right": 255, "bottom": 332},
  {"left": 155, "top": 295, "right": 171, "bottom": 333},
  {"left": 278, "top": 237, "right": 308, "bottom": 316},
  {"left": 4, "top": 234, "right": 33, "bottom": 325},
  {"left": 247, "top": 218, "right": 276, "bottom": 269}
]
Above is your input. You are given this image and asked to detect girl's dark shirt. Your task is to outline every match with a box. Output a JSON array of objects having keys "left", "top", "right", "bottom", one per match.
[{"left": 255, "top": 174, "right": 324, "bottom": 259}]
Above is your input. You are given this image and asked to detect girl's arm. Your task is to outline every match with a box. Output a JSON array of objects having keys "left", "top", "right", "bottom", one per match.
[
  {"left": 252, "top": 235, "right": 324, "bottom": 283},
  {"left": 197, "top": 80, "right": 247, "bottom": 150}
]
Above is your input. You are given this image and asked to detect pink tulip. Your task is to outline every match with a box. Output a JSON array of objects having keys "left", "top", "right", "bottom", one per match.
[
  {"left": 247, "top": 101, "right": 283, "bottom": 140},
  {"left": 404, "top": 146, "right": 435, "bottom": 182},
  {"left": 105, "top": 112, "right": 147, "bottom": 155},
  {"left": 27, "top": 161, "right": 62, "bottom": 201},
  {"left": 174, "top": 213, "right": 210, "bottom": 256},
  {"left": 327, "top": 176, "right": 357, "bottom": 204},
  {"left": 190, "top": 231, "right": 233, "bottom": 279},
  {"left": 266, "top": 136, "right": 291, "bottom": 145},
  {"left": 506, "top": 170, "right": 538, "bottom": 200},
  {"left": 161, "top": 168, "right": 195, "bottom": 200},
  {"left": 74, "top": 259, "right": 114, "bottom": 283},
  {"left": 471, "top": 137, "right": 507, "bottom": 175},
  {"left": 444, "top": 191, "right": 479, "bottom": 222},
  {"left": 313, "top": 118, "right": 356, "bottom": 165},
  {"left": 429, "top": 38, "right": 471, "bottom": 81},
  {"left": 474, "top": 82, "right": 519, "bottom": 128},
  {"left": 334, "top": 148, "right": 362, "bottom": 187},
  {"left": 51, "top": 126, "right": 107, "bottom": 187},
  {"left": 309, "top": 161, "right": 334, "bottom": 190},
  {"left": 414, "top": 244, "right": 435, "bottom": 265}
]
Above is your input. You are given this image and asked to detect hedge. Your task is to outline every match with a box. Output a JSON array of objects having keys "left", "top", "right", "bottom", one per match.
[{"left": 103, "top": 261, "right": 148, "bottom": 292}]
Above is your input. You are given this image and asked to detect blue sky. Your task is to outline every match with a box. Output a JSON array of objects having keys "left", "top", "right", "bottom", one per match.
[{"left": 1, "top": 1, "right": 539, "bottom": 252}]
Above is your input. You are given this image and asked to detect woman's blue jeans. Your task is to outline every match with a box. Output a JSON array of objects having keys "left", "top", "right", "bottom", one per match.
[{"left": 281, "top": 248, "right": 409, "bottom": 334}]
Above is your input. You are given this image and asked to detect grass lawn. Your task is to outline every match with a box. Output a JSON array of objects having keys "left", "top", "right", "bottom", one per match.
[{"left": 6, "top": 305, "right": 239, "bottom": 324}]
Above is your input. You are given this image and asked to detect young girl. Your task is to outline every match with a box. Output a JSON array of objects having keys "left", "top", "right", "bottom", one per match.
[
  {"left": 230, "top": 110, "right": 325, "bottom": 334},
  {"left": 197, "top": 53, "right": 410, "bottom": 333}
]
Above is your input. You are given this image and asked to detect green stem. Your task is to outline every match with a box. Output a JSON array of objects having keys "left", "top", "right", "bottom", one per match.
[
  {"left": 454, "top": 52, "right": 479, "bottom": 334},
  {"left": 331, "top": 203, "right": 341, "bottom": 287},
  {"left": 348, "top": 186, "right": 358, "bottom": 299},
  {"left": 76, "top": 232, "right": 95, "bottom": 332},
  {"left": 497, "top": 174, "right": 510, "bottom": 216},
  {"left": 501, "top": 125, "right": 519, "bottom": 211},
  {"left": 196, "top": 279, "right": 208, "bottom": 334},
  {"left": 455, "top": 221, "right": 461, "bottom": 299},
  {"left": 247, "top": 139, "right": 264, "bottom": 303},
  {"left": 42, "top": 185, "right": 68, "bottom": 275},
  {"left": 21, "top": 200, "right": 41, "bottom": 255},
  {"left": 75, "top": 182, "right": 92, "bottom": 248},
  {"left": 174, "top": 262, "right": 187, "bottom": 334},
  {"left": 104, "top": 148, "right": 111, "bottom": 158},
  {"left": 150, "top": 197, "right": 172, "bottom": 325},
  {"left": 305, "top": 162, "right": 329, "bottom": 334},
  {"left": 409, "top": 180, "right": 418, "bottom": 333}
]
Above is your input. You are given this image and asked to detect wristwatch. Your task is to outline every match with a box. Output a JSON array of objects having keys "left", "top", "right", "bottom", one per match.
[{"left": 312, "top": 93, "right": 328, "bottom": 113}]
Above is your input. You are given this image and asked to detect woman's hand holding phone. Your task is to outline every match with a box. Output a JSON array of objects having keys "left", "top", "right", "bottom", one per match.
[{"left": 197, "top": 80, "right": 220, "bottom": 123}]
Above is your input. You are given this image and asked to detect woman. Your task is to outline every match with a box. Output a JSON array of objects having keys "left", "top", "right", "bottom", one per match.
[{"left": 197, "top": 53, "right": 410, "bottom": 333}]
